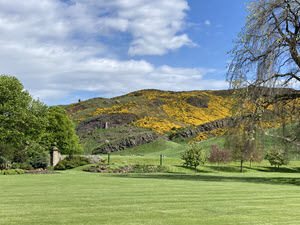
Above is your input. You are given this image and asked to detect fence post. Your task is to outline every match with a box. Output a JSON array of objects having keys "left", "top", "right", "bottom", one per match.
[{"left": 160, "top": 154, "right": 162, "bottom": 166}]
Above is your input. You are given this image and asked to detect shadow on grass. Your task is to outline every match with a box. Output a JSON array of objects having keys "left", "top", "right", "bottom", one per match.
[
  {"left": 207, "top": 165, "right": 300, "bottom": 173},
  {"left": 111, "top": 172, "right": 300, "bottom": 187},
  {"left": 250, "top": 166, "right": 300, "bottom": 173},
  {"left": 206, "top": 166, "right": 242, "bottom": 173},
  {"left": 173, "top": 165, "right": 211, "bottom": 173}
]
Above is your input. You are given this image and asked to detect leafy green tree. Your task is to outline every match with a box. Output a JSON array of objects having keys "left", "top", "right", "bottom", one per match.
[
  {"left": 266, "top": 148, "right": 289, "bottom": 170},
  {"left": 0, "top": 75, "right": 82, "bottom": 161},
  {"left": 42, "top": 106, "right": 82, "bottom": 155},
  {"left": 0, "top": 75, "right": 48, "bottom": 147},
  {"left": 181, "top": 143, "right": 207, "bottom": 173}
]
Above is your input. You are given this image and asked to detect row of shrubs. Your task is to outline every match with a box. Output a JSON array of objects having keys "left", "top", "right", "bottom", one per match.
[
  {"left": 0, "top": 141, "right": 96, "bottom": 171},
  {"left": 0, "top": 169, "right": 26, "bottom": 175},
  {"left": 84, "top": 163, "right": 167, "bottom": 173},
  {"left": 0, "top": 142, "right": 49, "bottom": 170},
  {"left": 54, "top": 156, "right": 91, "bottom": 170},
  {"left": 0, "top": 156, "right": 93, "bottom": 174}
]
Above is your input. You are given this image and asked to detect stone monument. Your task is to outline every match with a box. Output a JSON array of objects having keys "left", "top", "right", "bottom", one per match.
[{"left": 51, "top": 142, "right": 62, "bottom": 167}]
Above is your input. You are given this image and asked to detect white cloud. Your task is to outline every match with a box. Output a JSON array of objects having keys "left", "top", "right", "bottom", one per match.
[
  {"left": 0, "top": 42, "right": 226, "bottom": 103},
  {"left": 0, "top": 0, "right": 193, "bottom": 56},
  {"left": 0, "top": 0, "right": 227, "bottom": 104},
  {"left": 204, "top": 20, "right": 211, "bottom": 26}
]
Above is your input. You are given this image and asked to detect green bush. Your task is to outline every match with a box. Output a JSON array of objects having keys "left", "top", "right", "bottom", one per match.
[
  {"left": 0, "top": 156, "right": 10, "bottom": 170},
  {"left": 11, "top": 162, "right": 20, "bottom": 169},
  {"left": 11, "top": 162, "right": 34, "bottom": 170},
  {"left": 10, "top": 142, "right": 49, "bottom": 169},
  {"left": 131, "top": 165, "right": 166, "bottom": 173},
  {"left": 26, "top": 141, "right": 49, "bottom": 169},
  {"left": 0, "top": 169, "right": 26, "bottom": 175},
  {"left": 83, "top": 164, "right": 167, "bottom": 173},
  {"left": 54, "top": 156, "right": 90, "bottom": 170},
  {"left": 21, "top": 162, "right": 33, "bottom": 170},
  {"left": 0, "top": 143, "right": 14, "bottom": 161},
  {"left": 29, "top": 154, "right": 48, "bottom": 169},
  {"left": 13, "top": 149, "right": 28, "bottom": 163},
  {"left": 54, "top": 161, "right": 66, "bottom": 170}
]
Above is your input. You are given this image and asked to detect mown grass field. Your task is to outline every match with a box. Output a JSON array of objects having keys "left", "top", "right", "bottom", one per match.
[
  {"left": 2, "top": 133, "right": 300, "bottom": 225},
  {"left": 2, "top": 158, "right": 300, "bottom": 225}
]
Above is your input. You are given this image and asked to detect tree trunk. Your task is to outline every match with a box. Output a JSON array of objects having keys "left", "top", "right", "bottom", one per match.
[
  {"left": 218, "top": 162, "right": 220, "bottom": 173},
  {"left": 240, "top": 159, "right": 243, "bottom": 173},
  {"left": 195, "top": 165, "right": 197, "bottom": 173},
  {"left": 249, "top": 160, "right": 252, "bottom": 168}
]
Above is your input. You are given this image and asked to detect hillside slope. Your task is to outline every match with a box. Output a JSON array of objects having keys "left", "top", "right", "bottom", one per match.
[{"left": 60, "top": 89, "right": 235, "bottom": 154}]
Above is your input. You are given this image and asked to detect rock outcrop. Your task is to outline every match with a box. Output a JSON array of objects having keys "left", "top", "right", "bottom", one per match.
[
  {"left": 186, "top": 96, "right": 208, "bottom": 108},
  {"left": 76, "top": 113, "right": 138, "bottom": 134},
  {"left": 92, "top": 132, "right": 167, "bottom": 154},
  {"left": 171, "top": 117, "right": 234, "bottom": 139}
]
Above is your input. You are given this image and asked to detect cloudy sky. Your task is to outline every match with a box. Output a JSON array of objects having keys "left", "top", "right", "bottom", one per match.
[{"left": 0, "top": 0, "right": 248, "bottom": 105}]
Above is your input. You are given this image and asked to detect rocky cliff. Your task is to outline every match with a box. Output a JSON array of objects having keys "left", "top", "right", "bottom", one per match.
[
  {"left": 171, "top": 117, "right": 233, "bottom": 139},
  {"left": 92, "top": 131, "right": 167, "bottom": 154},
  {"left": 76, "top": 113, "right": 138, "bottom": 135}
]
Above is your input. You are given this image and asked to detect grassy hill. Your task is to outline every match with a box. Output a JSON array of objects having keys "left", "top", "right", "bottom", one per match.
[
  {"left": 62, "top": 89, "right": 234, "bottom": 129},
  {"left": 61, "top": 89, "right": 299, "bottom": 155},
  {"left": 60, "top": 89, "right": 234, "bottom": 154}
]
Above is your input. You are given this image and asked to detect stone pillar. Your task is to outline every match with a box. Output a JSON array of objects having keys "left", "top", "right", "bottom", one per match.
[
  {"left": 105, "top": 122, "right": 108, "bottom": 129},
  {"left": 51, "top": 142, "right": 61, "bottom": 167}
]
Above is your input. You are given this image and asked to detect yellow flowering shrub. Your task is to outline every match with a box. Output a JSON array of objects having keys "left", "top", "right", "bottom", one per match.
[
  {"left": 127, "top": 90, "right": 232, "bottom": 126},
  {"left": 74, "top": 118, "right": 86, "bottom": 123},
  {"left": 88, "top": 101, "right": 138, "bottom": 116},
  {"left": 67, "top": 106, "right": 83, "bottom": 115},
  {"left": 190, "top": 132, "right": 208, "bottom": 143},
  {"left": 131, "top": 117, "right": 181, "bottom": 133},
  {"left": 260, "top": 121, "right": 282, "bottom": 129},
  {"left": 162, "top": 93, "right": 232, "bottom": 126},
  {"left": 210, "top": 128, "right": 227, "bottom": 136},
  {"left": 189, "top": 128, "right": 227, "bottom": 143}
]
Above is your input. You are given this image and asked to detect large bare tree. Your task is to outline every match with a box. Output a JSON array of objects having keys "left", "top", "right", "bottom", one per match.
[{"left": 227, "top": 0, "right": 300, "bottom": 142}]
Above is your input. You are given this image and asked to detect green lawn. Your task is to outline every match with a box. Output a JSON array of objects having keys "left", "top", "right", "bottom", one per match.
[
  {"left": 111, "top": 140, "right": 185, "bottom": 158},
  {"left": 2, "top": 161, "right": 300, "bottom": 225},
  {"left": 110, "top": 137, "right": 226, "bottom": 159}
]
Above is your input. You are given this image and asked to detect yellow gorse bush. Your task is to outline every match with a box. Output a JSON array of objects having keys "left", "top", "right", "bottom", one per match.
[
  {"left": 189, "top": 128, "right": 227, "bottom": 143},
  {"left": 136, "top": 90, "right": 232, "bottom": 126},
  {"left": 131, "top": 117, "right": 181, "bottom": 134},
  {"left": 162, "top": 95, "right": 232, "bottom": 126},
  {"left": 117, "top": 90, "right": 233, "bottom": 132},
  {"left": 74, "top": 118, "right": 86, "bottom": 123},
  {"left": 88, "top": 101, "right": 139, "bottom": 116},
  {"left": 147, "top": 91, "right": 232, "bottom": 126}
]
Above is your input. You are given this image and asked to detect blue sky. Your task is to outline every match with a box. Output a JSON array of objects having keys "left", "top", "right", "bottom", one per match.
[{"left": 0, "top": 0, "right": 248, "bottom": 105}]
